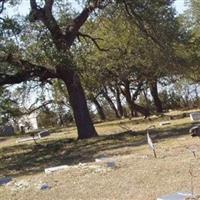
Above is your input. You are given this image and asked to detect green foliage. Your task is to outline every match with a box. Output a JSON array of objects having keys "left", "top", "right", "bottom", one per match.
[
  {"left": 0, "top": 87, "right": 21, "bottom": 124},
  {"left": 0, "top": 17, "right": 22, "bottom": 36}
]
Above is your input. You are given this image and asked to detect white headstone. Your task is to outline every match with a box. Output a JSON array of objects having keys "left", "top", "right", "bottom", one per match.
[
  {"left": 157, "top": 192, "right": 192, "bottom": 200},
  {"left": 45, "top": 165, "right": 70, "bottom": 173},
  {"left": 190, "top": 112, "right": 200, "bottom": 121},
  {"left": 160, "top": 121, "right": 171, "bottom": 126}
]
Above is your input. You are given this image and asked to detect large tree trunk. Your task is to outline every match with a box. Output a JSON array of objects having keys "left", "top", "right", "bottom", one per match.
[
  {"left": 102, "top": 89, "right": 120, "bottom": 119},
  {"left": 57, "top": 67, "right": 98, "bottom": 139},
  {"left": 149, "top": 80, "right": 163, "bottom": 113},
  {"left": 90, "top": 94, "right": 106, "bottom": 121}
]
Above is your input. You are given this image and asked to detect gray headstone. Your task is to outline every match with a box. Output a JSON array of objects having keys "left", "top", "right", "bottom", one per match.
[
  {"left": 189, "top": 125, "right": 200, "bottom": 137},
  {"left": 38, "top": 130, "right": 50, "bottom": 138},
  {"left": 0, "top": 125, "right": 15, "bottom": 136},
  {"left": 190, "top": 112, "right": 200, "bottom": 121},
  {"left": 39, "top": 183, "right": 50, "bottom": 190},
  {"left": 0, "top": 177, "right": 12, "bottom": 186}
]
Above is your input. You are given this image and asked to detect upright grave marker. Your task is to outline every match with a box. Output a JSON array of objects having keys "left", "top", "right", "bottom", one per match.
[{"left": 190, "top": 112, "right": 200, "bottom": 122}]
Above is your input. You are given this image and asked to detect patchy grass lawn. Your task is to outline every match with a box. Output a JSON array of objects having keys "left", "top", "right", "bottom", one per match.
[{"left": 1, "top": 111, "right": 200, "bottom": 199}]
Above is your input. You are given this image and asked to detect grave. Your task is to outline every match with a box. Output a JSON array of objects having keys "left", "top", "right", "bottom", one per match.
[
  {"left": 190, "top": 112, "right": 200, "bottom": 122},
  {"left": 38, "top": 130, "right": 50, "bottom": 138},
  {"left": 16, "top": 136, "right": 40, "bottom": 143},
  {"left": 0, "top": 125, "right": 15, "bottom": 136},
  {"left": 189, "top": 125, "right": 200, "bottom": 137},
  {"left": 160, "top": 121, "right": 171, "bottom": 126},
  {"left": 45, "top": 165, "right": 70, "bottom": 173},
  {"left": 95, "top": 157, "right": 117, "bottom": 169},
  {"left": 157, "top": 192, "right": 192, "bottom": 200},
  {"left": 0, "top": 177, "right": 12, "bottom": 186}
]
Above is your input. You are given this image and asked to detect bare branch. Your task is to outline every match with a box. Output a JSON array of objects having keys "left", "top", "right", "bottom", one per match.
[
  {"left": 22, "top": 100, "right": 54, "bottom": 115},
  {"left": 0, "top": 0, "right": 5, "bottom": 14},
  {"left": 78, "top": 32, "right": 109, "bottom": 51}
]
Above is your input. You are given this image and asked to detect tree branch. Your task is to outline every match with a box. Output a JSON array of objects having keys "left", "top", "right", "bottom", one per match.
[
  {"left": 0, "top": 55, "right": 57, "bottom": 86},
  {"left": 29, "top": 0, "right": 65, "bottom": 49},
  {"left": 22, "top": 100, "right": 54, "bottom": 115},
  {"left": 0, "top": 0, "right": 5, "bottom": 14},
  {"left": 122, "top": 0, "right": 165, "bottom": 49},
  {"left": 65, "top": 0, "right": 111, "bottom": 45},
  {"left": 29, "top": 0, "right": 111, "bottom": 50},
  {"left": 78, "top": 32, "right": 109, "bottom": 51},
  {"left": 131, "top": 81, "right": 143, "bottom": 101}
]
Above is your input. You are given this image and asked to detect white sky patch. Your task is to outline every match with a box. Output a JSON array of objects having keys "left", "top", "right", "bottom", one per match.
[
  {"left": 3, "top": 0, "right": 81, "bottom": 17},
  {"left": 3, "top": 0, "right": 187, "bottom": 17},
  {"left": 173, "top": 0, "right": 188, "bottom": 14}
]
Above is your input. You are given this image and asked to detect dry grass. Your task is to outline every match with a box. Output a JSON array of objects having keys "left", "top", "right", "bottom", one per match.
[{"left": 1, "top": 111, "right": 200, "bottom": 199}]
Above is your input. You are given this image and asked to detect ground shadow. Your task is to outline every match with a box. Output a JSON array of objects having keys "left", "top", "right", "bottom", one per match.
[{"left": 0, "top": 121, "right": 196, "bottom": 178}]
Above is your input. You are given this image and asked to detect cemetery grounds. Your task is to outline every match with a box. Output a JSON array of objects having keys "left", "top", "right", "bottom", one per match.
[{"left": 1, "top": 109, "right": 200, "bottom": 200}]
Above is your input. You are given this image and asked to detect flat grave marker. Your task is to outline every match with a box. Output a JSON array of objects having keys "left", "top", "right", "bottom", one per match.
[
  {"left": 157, "top": 192, "right": 192, "bottom": 200},
  {"left": 160, "top": 121, "right": 171, "bottom": 126}
]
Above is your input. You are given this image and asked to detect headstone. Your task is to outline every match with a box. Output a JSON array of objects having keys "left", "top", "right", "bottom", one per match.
[
  {"left": 38, "top": 130, "right": 50, "bottom": 138},
  {"left": 0, "top": 125, "right": 15, "bottom": 136},
  {"left": 189, "top": 125, "right": 200, "bottom": 137},
  {"left": 160, "top": 121, "right": 171, "bottom": 126},
  {"left": 190, "top": 113, "right": 200, "bottom": 122},
  {"left": 157, "top": 192, "right": 192, "bottom": 200},
  {"left": 45, "top": 165, "right": 70, "bottom": 173},
  {"left": 39, "top": 183, "right": 50, "bottom": 190},
  {"left": 95, "top": 157, "right": 117, "bottom": 168},
  {"left": 106, "top": 161, "right": 116, "bottom": 169},
  {"left": 0, "top": 177, "right": 12, "bottom": 186}
]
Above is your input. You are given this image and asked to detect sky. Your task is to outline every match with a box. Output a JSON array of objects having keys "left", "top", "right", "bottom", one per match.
[
  {"left": 4, "top": 0, "right": 187, "bottom": 16},
  {"left": 173, "top": 0, "right": 187, "bottom": 14}
]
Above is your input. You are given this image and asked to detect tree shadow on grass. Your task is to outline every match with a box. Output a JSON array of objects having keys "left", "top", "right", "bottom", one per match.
[{"left": 0, "top": 122, "right": 196, "bottom": 178}]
